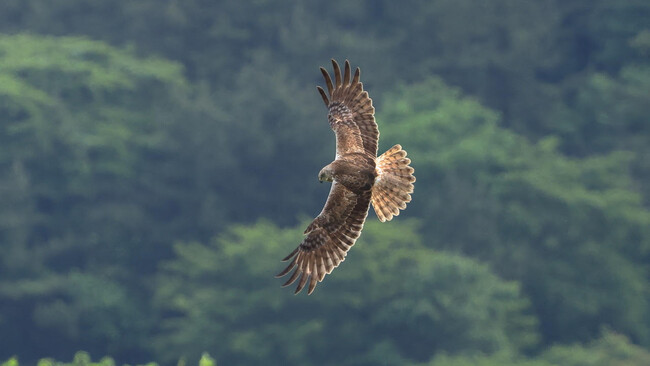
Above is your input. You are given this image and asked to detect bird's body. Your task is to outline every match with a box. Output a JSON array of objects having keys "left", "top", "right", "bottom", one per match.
[
  {"left": 277, "top": 60, "right": 415, "bottom": 294},
  {"left": 321, "top": 154, "right": 376, "bottom": 193}
]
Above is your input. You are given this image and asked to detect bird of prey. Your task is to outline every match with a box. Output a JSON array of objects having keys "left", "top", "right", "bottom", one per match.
[{"left": 276, "top": 59, "right": 415, "bottom": 294}]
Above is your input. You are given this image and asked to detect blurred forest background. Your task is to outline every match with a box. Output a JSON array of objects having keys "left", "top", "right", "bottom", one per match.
[{"left": 1, "top": 1, "right": 650, "bottom": 365}]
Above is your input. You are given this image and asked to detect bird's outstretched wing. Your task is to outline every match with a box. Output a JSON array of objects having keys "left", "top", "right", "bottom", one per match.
[
  {"left": 276, "top": 181, "right": 371, "bottom": 294},
  {"left": 317, "top": 59, "right": 379, "bottom": 158}
]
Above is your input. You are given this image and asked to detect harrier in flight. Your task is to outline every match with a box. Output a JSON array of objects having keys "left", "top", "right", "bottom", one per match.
[{"left": 276, "top": 59, "right": 415, "bottom": 294}]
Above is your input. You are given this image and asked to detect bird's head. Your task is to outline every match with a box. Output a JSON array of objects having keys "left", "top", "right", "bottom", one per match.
[{"left": 318, "top": 166, "right": 334, "bottom": 183}]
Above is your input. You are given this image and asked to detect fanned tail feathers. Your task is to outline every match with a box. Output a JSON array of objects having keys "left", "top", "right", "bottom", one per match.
[{"left": 372, "top": 144, "right": 415, "bottom": 222}]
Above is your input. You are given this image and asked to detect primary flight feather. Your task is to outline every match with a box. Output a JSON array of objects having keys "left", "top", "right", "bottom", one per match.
[{"left": 276, "top": 59, "right": 416, "bottom": 295}]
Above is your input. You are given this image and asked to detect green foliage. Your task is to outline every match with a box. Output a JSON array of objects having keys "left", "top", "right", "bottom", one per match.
[
  {"left": 197, "top": 353, "right": 216, "bottom": 366},
  {"left": 1, "top": 357, "right": 18, "bottom": 366},
  {"left": 378, "top": 77, "right": 650, "bottom": 345},
  {"left": 154, "top": 220, "right": 537, "bottom": 365},
  {"left": 3, "top": 350, "right": 214, "bottom": 366},
  {"left": 417, "top": 330, "right": 650, "bottom": 366},
  {"left": 0, "top": 34, "right": 197, "bottom": 361},
  {"left": 425, "top": 352, "right": 554, "bottom": 366},
  {"left": 541, "top": 329, "right": 650, "bottom": 366},
  {"left": 548, "top": 63, "right": 650, "bottom": 205}
]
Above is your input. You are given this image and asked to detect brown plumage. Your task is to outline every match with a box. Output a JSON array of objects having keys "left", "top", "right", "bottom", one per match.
[
  {"left": 372, "top": 144, "right": 415, "bottom": 222},
  {"left": 276, "top": 59, "right": 415, "bottom": 295}
]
